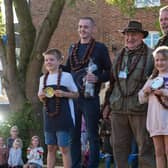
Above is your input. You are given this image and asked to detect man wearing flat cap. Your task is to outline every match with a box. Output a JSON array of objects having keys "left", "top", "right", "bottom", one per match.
[{"left": 103, "top": 20, "right": 156, "bottom": 168}]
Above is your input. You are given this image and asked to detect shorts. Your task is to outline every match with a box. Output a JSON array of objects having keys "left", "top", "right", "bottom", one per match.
[{"left": 44, "top": 131, "right": 70, "bottom": 147}]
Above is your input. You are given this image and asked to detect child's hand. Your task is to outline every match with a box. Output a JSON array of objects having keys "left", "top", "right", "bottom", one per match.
[
  {"left": 143, "top": 87, "right": 152, "bottom": 96},
  {"left": 38, "top": 92, "right": 46, "bottom": 102},
  {"left": 154, "top": 89, "right": 164, "bottom": 96},
  {"left": 54, "top": 89, "right": 65, "bottom": 97}
]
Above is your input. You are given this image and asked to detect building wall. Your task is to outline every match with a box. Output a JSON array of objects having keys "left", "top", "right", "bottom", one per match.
[{"left": 30, "top": 0, "right": 168, "bottom": 59}]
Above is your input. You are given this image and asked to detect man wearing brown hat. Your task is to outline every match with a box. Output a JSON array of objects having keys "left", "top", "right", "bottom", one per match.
[
  {"left": 156, "top": 5, "right": 168, "bottom": 47},
  {"left": 104, "top": 20, "right": 156, "bottom": 168}
]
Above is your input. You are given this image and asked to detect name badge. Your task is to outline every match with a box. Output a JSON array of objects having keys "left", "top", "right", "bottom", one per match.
[{"left": 118, "top": 71, "right": 127, "bottom": 79}]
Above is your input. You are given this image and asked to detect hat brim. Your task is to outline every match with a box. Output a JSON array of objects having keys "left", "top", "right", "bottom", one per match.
[{"left": 121, "top": 28, "right": 148, "bottom": 38}]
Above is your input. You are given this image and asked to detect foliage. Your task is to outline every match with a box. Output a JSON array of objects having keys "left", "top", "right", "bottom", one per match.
[
  {"left": 0, "top": 102, "right": 43, "bottom": 161},
  {"left": 0, "top": 0, "right": 66, "bottom": 140},
  {"left": 0, "top": 120, "right": 11, "bottom": 139},
  {"left": 105, "top": 0, "right": 136, "bottom": 16},
  {"left": 105, "top": 0, "right": 162, "bottom": 17},
  {"left": 0, "top": 0, "right": 5, "bottom": 36}
]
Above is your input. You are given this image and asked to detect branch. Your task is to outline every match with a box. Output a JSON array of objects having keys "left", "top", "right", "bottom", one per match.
[
  {"left": 13, "top": 0, "right": 36, "bottom": 75},
  {"left": 25, "top": 0, "right": 66, "bottom": 101},
  {"left": 4, "top": 0, "right": 26, "bottom": 110},
  {"left": 4, "top": 0, "right": 17, "bottom": 74},
  {"left": 32, "top": 0, "right": 66, "bottom": 58}
]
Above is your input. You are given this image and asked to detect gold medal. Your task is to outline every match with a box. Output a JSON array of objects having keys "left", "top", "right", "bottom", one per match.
[{"left": 44, "top": 87, "right": 55, "bottom": 98}]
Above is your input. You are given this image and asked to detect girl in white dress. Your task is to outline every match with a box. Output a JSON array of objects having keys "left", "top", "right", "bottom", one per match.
[
  {"left": 139, "top": 46, "right": 168, "bottom": 168},
  {"left": 24, "top": 136, "right": 43, "bottom": 168}
]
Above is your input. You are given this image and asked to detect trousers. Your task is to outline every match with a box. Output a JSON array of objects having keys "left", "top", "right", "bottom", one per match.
[
  {"left": 71, "top": 96, "right": 100, "bottom": 168},
  {"left": 111, "top": 113, "right": 156, "bottom": 168}
]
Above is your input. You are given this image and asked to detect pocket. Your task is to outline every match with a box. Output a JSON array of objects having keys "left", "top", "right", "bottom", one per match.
[
  {"left": 128, "top": 95, "right": 147, "bottom": 112},
  {"left": 110, "top": 88, "right": 123, "bottom": 111}
]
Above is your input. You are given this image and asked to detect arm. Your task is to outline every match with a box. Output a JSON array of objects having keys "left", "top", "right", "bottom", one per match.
[
  {"left": 27, "top": 147, "right": 32, "bottom": 159},
  {"left": 101, "top": 70, "right": 115, "bottom": 119},
  {"left": 55, "top": 90, "right": 79, "bottom": 98},
  {"left": 103, "top": 68, "right": 115, "bottom": 106},
  {"left": 154, "top": 88, "right": 168, "bottom": 97},
  {"left": 63, "top": 45, "right": 74, "bottom": 72},
  {"left": 38, "top": 76, "right": 46, "bottom": 103},
  {"left": 37, "top": 147, "right": 44, "bottom": 160},
  {"left": 138, "top": 79, "right": 152, "bottom": 104},
  {"left": 5, "top": 148, "right": 9, "bottom": 162},
  {"left": 55, "top": 73, "right": 79, "bottom": 98},
  {"left": 8, "top": 149, "right": 12, "bottom": 166},
  {"left": 96, "top": 44, "right": 112, "bottom": 83}
]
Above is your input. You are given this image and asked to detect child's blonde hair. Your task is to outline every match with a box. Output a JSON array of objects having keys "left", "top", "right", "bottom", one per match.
[
  {"left": 153, "top": 46, "right": 168, "bottom": 59},
  {"left": 42, "top": 48, "right": 64, "bottom": 74},
  {"left": 13, "top": 138, "right": 23, "bottom": 148},
  {"left": 42, "top": 48, "right": 64, "bottom": 61},
  {"left": 151, "top": 46, "right": 168, "bottom": 79}
]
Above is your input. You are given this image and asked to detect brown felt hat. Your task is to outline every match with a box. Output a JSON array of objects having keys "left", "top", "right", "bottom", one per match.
[{"left": 121, "top": 20, "right": 148, "bottom": 38}]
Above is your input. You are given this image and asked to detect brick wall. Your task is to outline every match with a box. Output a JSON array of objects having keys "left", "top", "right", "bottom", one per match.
[{"left": 30, "top": 0, "right": 168, "bottom": 60}]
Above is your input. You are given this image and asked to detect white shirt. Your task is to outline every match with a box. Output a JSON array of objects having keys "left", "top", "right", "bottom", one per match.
[
  {"left": 27, "top": 147, "right": 44, "bottom": 166},
  {"left": 38, "top": 72, "right": 78, "bottom": 125}
]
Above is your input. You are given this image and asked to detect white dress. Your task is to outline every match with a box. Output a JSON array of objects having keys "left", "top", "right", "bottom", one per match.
[
  {"left": 27, "top": 147, "right": 44, "bottom": 166},
  {"left": 138, "top": 73, "right": 168, "bottom": 137}
]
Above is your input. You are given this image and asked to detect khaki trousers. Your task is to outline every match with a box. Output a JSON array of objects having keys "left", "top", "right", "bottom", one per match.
[{"left": 111, "top": 113, "right": 156, "bottom": 168}]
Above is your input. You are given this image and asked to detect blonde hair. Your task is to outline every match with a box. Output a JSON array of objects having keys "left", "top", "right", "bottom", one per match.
[
  {"left": 151, "top": 46, "right": 168, "bottom": 79},
  {"left": 153, "top": 46, "right": 168, "bottom": 59},
  {"left": 13, "top": 138, "right": 23, "bottom": 148},
  {"left": 42, "top": 48, "right": 64, "bottom": 61},
  {"left": 160, "top": 5, "right": 168, "bottom": 15}
]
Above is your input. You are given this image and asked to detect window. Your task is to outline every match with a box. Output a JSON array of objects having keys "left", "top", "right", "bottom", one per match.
[
  {"left": 143, "top": 31, "right": 160, "bottom": 48},
  {"left": 135, "top": 0, "right": 160, "bottom": 8}
]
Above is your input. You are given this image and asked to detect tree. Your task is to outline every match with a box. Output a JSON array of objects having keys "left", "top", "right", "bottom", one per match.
[
  {"left": 0, "top": 0, "right": 66, "bottom": 134},
  {"left": 0, "top": 0, "right": 158, "bottom": 136}
]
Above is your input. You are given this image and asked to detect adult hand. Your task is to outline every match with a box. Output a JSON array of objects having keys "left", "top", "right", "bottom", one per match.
[
  {"left": 85, "top": 72, "right": 98, "bottom": 83},
  {"left": 102, "top": 105, "right": 111, "bottom": 119}
]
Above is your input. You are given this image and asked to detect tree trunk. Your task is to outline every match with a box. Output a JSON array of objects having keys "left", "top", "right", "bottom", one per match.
[{"left": 26, "top": 0, "right": 66, "bottom": 110}]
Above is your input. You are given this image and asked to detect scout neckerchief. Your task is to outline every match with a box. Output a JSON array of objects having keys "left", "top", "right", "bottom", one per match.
[
  {"left": 43, "top": 68, "right": 62, "bottom": 117},
  {"left": 70, "top": 38, "right": 95, "bottom": 71},
  {"left": 115, "top": 42, "right": 148, "bottom": 97}
]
